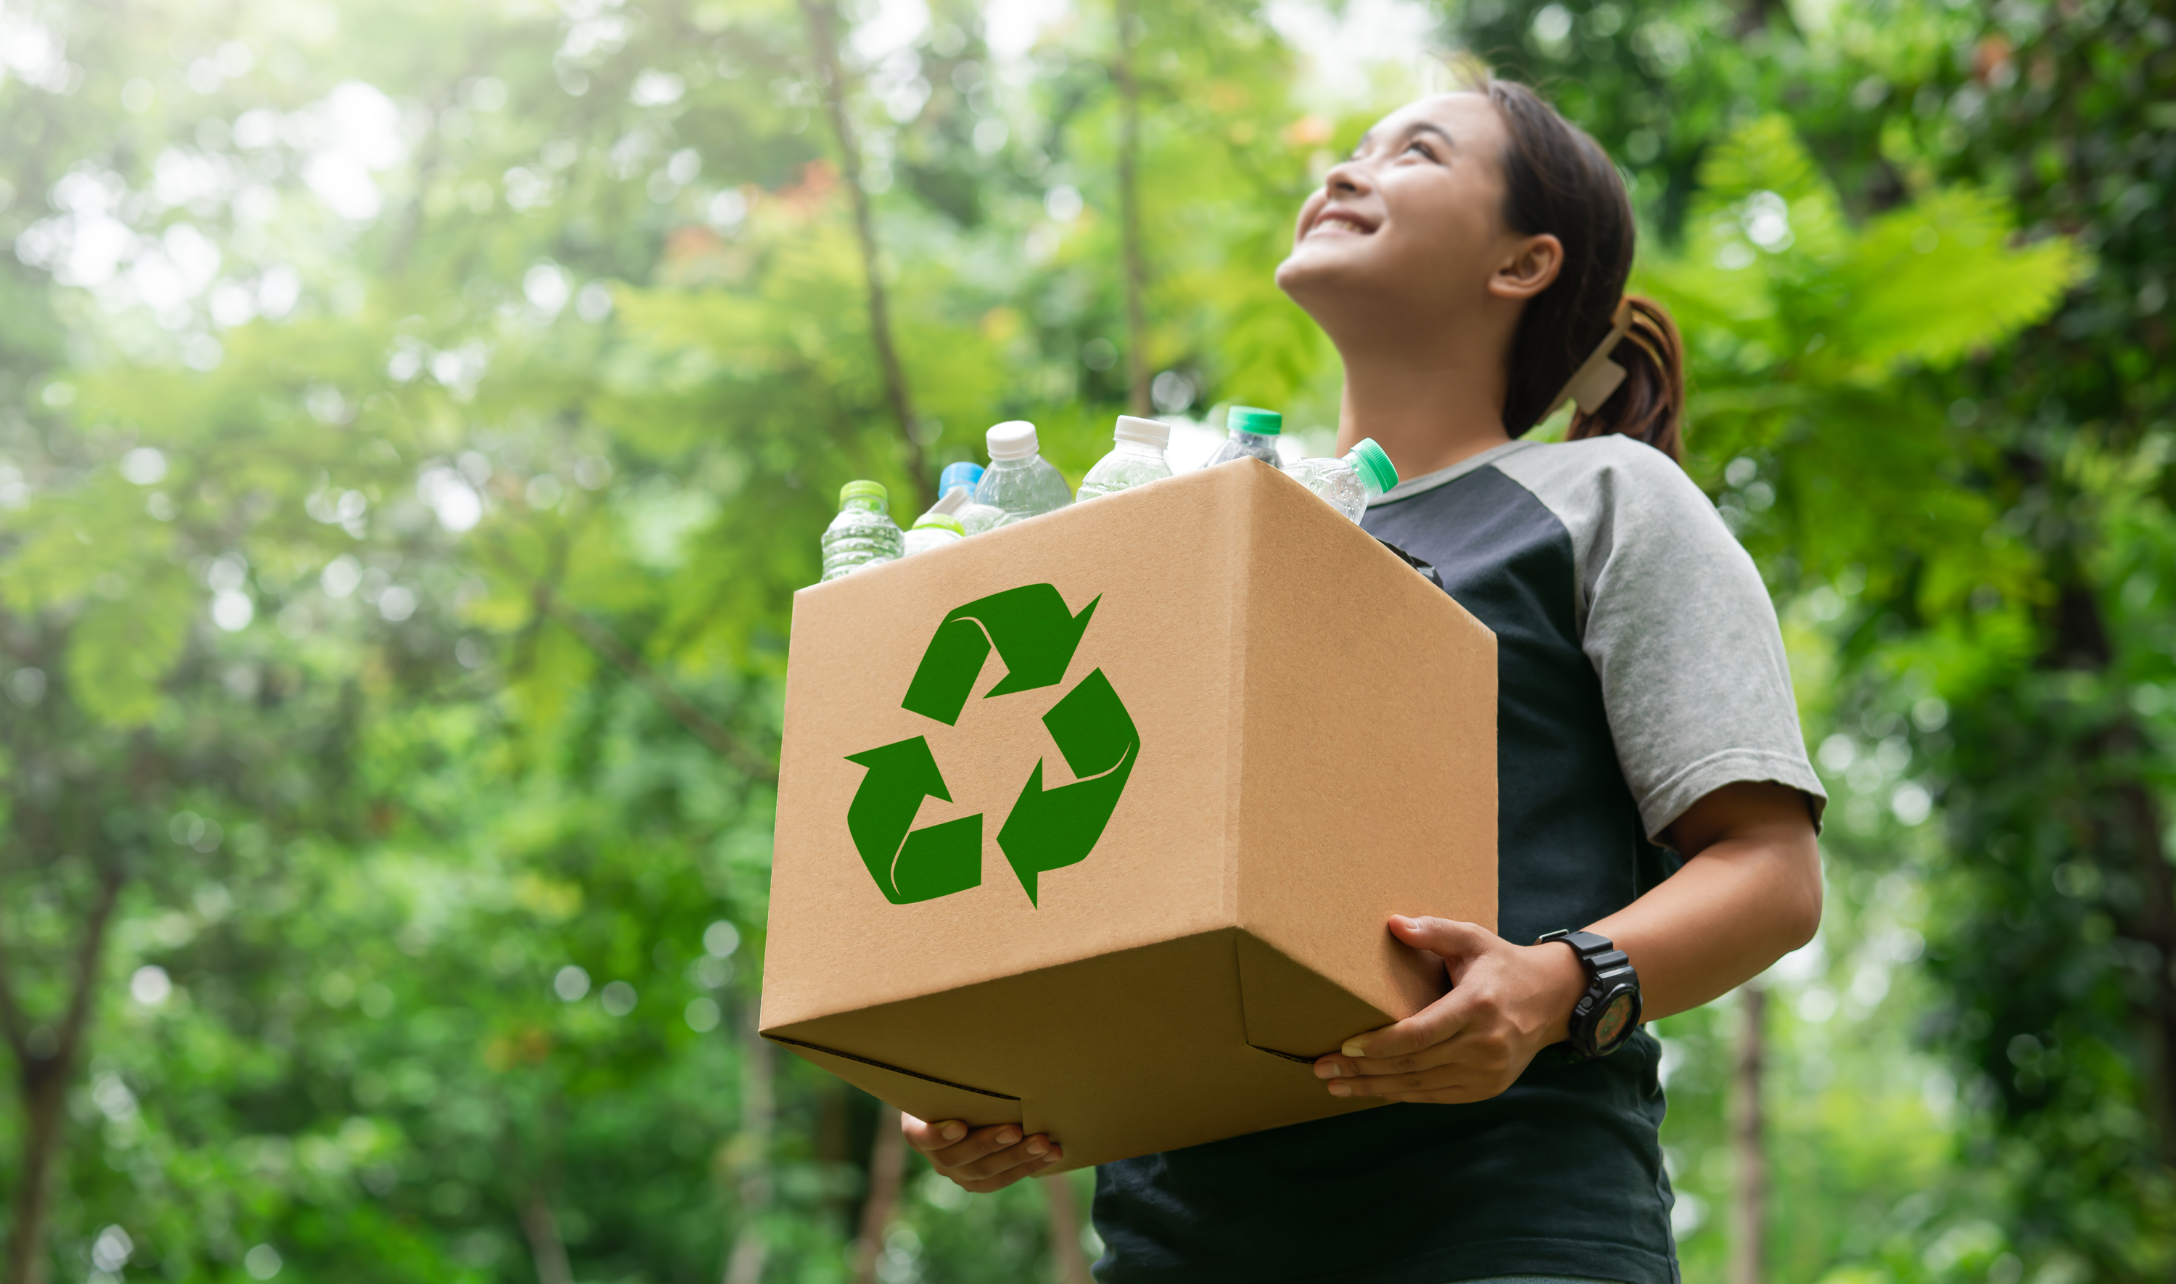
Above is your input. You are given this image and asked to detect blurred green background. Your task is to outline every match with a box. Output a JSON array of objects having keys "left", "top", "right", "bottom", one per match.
[{"left": 1, "top": 0, "right": 2172, "bottom": 1281}]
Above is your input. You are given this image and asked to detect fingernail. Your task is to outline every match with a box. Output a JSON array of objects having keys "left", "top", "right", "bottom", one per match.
[
  {"left": 1328, "top": 1080, "right": 1352, "bottom": 1097},
  {"left": 941, "top": 1121, "right": 966, "bottom": 1142},
  {"left": 1341, "top": 1039, "right": 1368, "bottom": 1058},
  {"left": 996, "top": 1127, "right": 1021, "bottom": 1146},
  {"left": 1314, "top": 1061, "right": 1341, "bottom": 1079},
  {"left": 1026, "top": 1137, "right": 1048, "bottom": 1156}
]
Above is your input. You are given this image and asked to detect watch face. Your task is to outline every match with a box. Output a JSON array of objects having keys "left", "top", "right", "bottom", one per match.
[{"left": 1594, "top": 990, "right": 1637, "bottom": 1050}]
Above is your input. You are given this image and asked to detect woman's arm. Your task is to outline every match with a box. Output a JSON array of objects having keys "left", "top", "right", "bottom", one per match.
[{"left": 1313, "top": 779, "right": 1821, "bottom": 1103}]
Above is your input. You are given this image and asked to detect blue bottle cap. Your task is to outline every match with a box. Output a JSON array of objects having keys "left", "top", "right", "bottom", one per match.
[{"left": 939, "top": 461, "right": 985, "bottom": 494}]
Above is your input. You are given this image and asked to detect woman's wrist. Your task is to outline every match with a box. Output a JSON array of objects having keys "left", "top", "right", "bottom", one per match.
[{"left": 1527, "top": 940, "right": 1590, "bottom": 1048}]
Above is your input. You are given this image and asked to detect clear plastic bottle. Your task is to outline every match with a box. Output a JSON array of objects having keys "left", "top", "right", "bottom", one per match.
[
  {"left": 819, "top": 480, "right": 904, "bottom": 582},
  {"left": 930, "top": 460, "right": 1005, "bottom": 535},
  {"left": 1076, "top": 415, "right": 1174, "bottom": 500},
  {"left": 902, "top": 511, "right": 966, "bottom": 556},
  {"left": 1202, "top": 405, "right": 1284, "bottom": 469},
  {"left": 973, "top": 421, "right": 1073, "bottom": 527},
  {"left": 1286, "top": 437, "right": 1399, "bottom": 523}
]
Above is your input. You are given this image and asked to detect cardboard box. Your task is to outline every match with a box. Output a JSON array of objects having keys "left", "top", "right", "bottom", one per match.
[{"left": 760, "top": 459, "right": 1496, "bottom": 1169}]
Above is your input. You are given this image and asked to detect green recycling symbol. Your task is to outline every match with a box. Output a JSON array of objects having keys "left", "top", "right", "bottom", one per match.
[{"left": 844, "top": 583, "right": 1138, "bottom": 907}]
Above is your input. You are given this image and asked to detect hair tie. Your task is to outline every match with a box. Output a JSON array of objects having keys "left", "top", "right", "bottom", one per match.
[{"left": 1546, "top": 297, "right": 1636, "bottom": 418}]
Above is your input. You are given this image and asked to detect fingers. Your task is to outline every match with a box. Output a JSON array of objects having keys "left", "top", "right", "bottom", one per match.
[
  {"left": 900, "top": 1113, "right": 968, "bottom": 1154},
  {"left": 1332, "top": 983, "right": 1480, "bottom": 1062},
  {"left": 1387, "top": 914, "right": 1498, "bottom": 962},
  {"left": 900, "top": 1117, "right": 1063, "bottom": 1193},
  {"left": 1332, "top": 916, "right": 1507, "bottom": 1062},
  {"left": 1323, "top": 1068, "right": 1500, "bottom": 1105},
  {"left": 1313, "top": 1024, "right": 1474, "bottom": 1083}
]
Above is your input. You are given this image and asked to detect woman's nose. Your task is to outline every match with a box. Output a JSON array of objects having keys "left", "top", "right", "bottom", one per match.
[{"left": 1322, "top": 157, "right": 1371, "bottom": 197}]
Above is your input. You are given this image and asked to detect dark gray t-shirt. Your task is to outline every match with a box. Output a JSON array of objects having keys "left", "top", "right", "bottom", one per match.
[{"left": 1091, "top": 435, "right": 1826, "bottom": 1284}]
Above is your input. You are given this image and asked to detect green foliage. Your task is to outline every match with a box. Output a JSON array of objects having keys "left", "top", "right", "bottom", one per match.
[{"left": 0, "top": 0, "right": 2167, "bottom": 1282}]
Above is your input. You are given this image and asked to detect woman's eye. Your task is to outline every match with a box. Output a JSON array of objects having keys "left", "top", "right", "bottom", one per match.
[{"left": 1405, "top": 141, "right": 1437, "bottom": 160}]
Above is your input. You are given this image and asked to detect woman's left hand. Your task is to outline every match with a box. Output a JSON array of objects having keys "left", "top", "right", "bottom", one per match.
[{"left": 1313, "top": 915, "right": 1588, "bottom": 1104}]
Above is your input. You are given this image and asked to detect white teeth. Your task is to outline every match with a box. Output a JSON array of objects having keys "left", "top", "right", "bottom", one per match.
[{"left": 1315, "top": 214, "right": 1368, "bottom": 234}]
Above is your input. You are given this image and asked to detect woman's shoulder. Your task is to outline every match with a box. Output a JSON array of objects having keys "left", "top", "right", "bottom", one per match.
[
  {"left": 1492, "top": 433, "right": 1727, "bottom": 546},
  {"left": 1501, "top": 432, "right": 1704, "bottom": 491}
]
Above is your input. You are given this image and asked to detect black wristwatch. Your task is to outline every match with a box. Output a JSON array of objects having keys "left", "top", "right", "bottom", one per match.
[{"left": 1535, "top": 929, "right": 1642, "bottom": 1061}]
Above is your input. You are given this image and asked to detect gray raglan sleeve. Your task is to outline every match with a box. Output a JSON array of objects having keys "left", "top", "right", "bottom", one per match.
[{"left": 1503, "top": 438, "right": 1828, "bottom": 842}]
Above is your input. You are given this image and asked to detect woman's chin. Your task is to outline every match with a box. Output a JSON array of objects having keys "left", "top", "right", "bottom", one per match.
[{"left": 1275, "top": 243, "right": 1375, "bottom": 303}]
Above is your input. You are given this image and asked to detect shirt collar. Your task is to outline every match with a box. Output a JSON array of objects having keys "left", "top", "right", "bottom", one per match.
[{"left": 1368, "top": 438, "right": 1542, "bottom": 507}]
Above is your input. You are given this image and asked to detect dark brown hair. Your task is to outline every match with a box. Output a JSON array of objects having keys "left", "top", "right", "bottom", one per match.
[{"left": 1483, "top": 79, "right": 1685, "bottom": 464}]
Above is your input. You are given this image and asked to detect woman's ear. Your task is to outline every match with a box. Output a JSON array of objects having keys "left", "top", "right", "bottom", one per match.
[{"left": 1486, "top": 233, "right": 1564, "bottom": 301}]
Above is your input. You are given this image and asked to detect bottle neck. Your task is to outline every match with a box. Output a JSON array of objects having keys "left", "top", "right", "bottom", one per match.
[
  {"left": 987, "top": 454, "right": 1039, "bottom": 469},
  {"left": 842, "top": 497, "right": 889, "bottom": 515},
  {"left": 1229, "top": 430, "right": 1278, "bottom": 448},
  {"left": 1112, "top": 438, "right": 1165, "bottom": 457}
]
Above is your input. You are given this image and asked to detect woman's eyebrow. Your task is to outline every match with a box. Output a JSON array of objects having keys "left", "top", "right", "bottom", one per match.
[{"left": 1405, "top": 121, "right": 1456, "bottom": 148}]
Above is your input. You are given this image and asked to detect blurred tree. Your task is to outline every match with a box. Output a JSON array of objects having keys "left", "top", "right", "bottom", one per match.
[{"left": 2, "top": 2, "right": 2165, "bottom": 1283}]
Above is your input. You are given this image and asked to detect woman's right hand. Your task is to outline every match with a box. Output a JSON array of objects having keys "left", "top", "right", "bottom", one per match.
[{"left": 901, "top": 1113, "right": 1064, "bottom": 1192}]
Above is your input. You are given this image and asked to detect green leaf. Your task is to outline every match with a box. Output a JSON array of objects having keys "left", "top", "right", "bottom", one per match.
[{"left": 1837, "top": 187, "right": 2091, "bottom": 369}]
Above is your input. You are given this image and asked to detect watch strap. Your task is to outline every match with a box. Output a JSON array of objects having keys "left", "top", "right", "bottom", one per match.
[{"left": 1536, "top": 928, "right": 1641, "bottom": 1060}]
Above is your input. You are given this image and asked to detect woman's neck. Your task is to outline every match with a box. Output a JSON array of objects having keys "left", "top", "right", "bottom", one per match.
[{"left": 1329, "top": 334, "right": 1514, "bottom": 481}]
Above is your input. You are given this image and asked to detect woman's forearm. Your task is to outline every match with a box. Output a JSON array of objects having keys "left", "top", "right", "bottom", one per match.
[{"left": 1579, "top": 780, "right": 1823, "bottom": 1023}]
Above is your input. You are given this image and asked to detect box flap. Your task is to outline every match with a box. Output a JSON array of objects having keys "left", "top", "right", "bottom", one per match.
[
  {"left": 1233, "top": 929, "right": 1429, "bottom": 1060},
  {"left": 765, "top": 930, "right": 1383, "bottom": 1169},
  {"left": 765, "top": 1036, "right": 1023, "bottom": 1133}
]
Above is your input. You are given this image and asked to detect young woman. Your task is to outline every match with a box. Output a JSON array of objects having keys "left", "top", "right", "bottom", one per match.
[{"left": 902, "top": 79, "right": 1827, "bottom": 1284}]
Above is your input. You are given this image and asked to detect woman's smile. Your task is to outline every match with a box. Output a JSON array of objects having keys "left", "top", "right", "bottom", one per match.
[{"left": 1307, "top": 208, "right": 1378, "bottom": 238}]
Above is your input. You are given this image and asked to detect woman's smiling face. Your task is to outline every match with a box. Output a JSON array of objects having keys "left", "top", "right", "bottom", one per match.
[{"left": 1275, "top": 93, "right": 1530, "bottom": 327}]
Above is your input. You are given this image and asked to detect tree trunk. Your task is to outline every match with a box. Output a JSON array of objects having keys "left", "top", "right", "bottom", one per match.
[
  {"left": 723, "top": 1011, "right": 775, "bottom": 1284},
  {"left": 1728, "top": 985, "right": 1767, "bottom": 1284},
  {"left": 0, "top": 868, "right": 124, "bottom": 1284},
  {"left": 2041, "top": 563, "right": 2176, "bottom": 1157},
  {"left": 1112, "top": 0, "right": 1152, "bottom": 417},
  {"left": 800, "top": 0, "right": 935, "bottom": 511},
  {"left": 1042, "top": 1174, "right": 1094, "bottom": 1284},
  {"left": 518, "top": 1191, "right": 576, "bottom": 1284},
  {"left": 2116, "top": 774, "right": 2176, "bottom": 1161},
  {"left": 4, "top": 1070, "right": 68, "bottom": 1284},
  {"left": 851, "top": 1106, "right": 906, "bottom": 1284}
]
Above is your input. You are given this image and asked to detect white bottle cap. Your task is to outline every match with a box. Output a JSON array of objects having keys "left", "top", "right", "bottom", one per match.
[
  {"left": 1113, "top": 415, "right": 1170, "bottom": 449},
  {"left": 986, "top": 420, "right": 1040, "bottom": 461}
]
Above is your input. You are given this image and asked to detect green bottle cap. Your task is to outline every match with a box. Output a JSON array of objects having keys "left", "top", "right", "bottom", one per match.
[
  {"left": 912, "top": 513, "right": 965, "bottom": 535},
  {"left": 840, "top": 479, "right": 888, "bottom": 507},
  {"left": 1227, "top": 406, "right": 1282, "bottom": 436},
  {"left": 1349, "top": 438, "right": 1399, "bottom": 494}
]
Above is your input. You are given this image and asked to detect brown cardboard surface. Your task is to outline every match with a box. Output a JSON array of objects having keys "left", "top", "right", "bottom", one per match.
[
  {"left": 762, "top": 459, "right": 1496, "bottom": 1168},
  {"left": 767, "top": 929, "right": 1382, "bottom": 1170},
  {"left": 1232, "top": 466, "right": 1498, "bottom": 1024}
]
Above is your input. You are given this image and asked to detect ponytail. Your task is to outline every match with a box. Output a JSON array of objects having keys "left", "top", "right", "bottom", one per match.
[
  {"left": 1565, "top": 296, "right": 1685, "bottom": 465},
  {"left": 1483, "top": 79, "right": 1688, "bottom": 467}
]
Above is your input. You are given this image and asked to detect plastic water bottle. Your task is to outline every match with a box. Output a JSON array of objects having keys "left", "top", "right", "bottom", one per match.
[
  {"left": 903, "top": 511, "right": 966, "bottom": 556},
  {"left": 1286, "top": 437, "right": 1400, "bottom": 523},
  {"left": 1077, "top": 416, "right": 1173, "bottom": 500},
  {"left": 819, "top": 480, "right": 904, "bottom": 581},
  {"left": 1202, "top": 406, "right": 1283, "bottom": 469},
  {"left": 930, "top": 460, "right": 1005, "bottom": 535},
  {"left": 974, "top": 421, "right": 1073, "bottom": 527}
]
